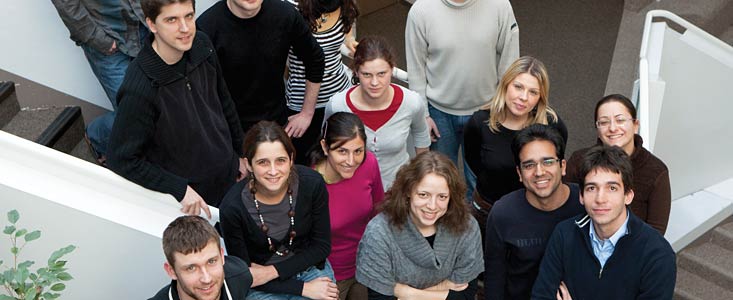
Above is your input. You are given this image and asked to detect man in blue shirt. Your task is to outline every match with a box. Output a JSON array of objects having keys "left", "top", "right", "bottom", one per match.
[{"left": 531, "top": 145, "right": 676, "bottom": 300}]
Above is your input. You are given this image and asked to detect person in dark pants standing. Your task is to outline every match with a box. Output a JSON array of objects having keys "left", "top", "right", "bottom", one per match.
[{"left": 197, "top": 0, "right": 325, "bottom": 162}]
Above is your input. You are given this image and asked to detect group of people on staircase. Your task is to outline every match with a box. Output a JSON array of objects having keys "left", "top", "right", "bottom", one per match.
[{"left": 51, "top": 0, "right": 676, "bottom": 300}]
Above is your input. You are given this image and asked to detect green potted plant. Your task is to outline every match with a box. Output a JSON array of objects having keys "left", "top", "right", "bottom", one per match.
[{"left": 1, "top": 210, "right": 75, "bottom": 300}]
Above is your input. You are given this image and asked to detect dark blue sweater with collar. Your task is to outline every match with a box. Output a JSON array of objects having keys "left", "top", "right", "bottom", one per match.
[{"left": 531, "top": 210, "right": 676, "bottom": 300}]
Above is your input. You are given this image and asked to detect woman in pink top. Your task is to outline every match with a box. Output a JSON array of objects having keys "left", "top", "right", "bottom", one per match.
[{"left": 308, "top": 112, "right": 385, "bottom": 300}]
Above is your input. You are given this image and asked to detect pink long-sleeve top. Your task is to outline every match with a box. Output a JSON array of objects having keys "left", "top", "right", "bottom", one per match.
[{"left": 324, "top": 151, "right": 385, "bottom": 280}]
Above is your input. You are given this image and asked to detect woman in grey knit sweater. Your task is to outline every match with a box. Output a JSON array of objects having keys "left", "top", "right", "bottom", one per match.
[{"left": 355, "top": 152, "right": 484, "bottom": 300}]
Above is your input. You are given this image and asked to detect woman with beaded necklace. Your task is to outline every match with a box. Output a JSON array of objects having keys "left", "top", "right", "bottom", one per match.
[
  {"left": 308, "top": 112, "right": 384, "bottom": 299},
  {"left": 283, "top": 0, "right": 359, "bottom": 165},
  {"left": 219, "top": 121, "right": 338, "bottom": 300}
]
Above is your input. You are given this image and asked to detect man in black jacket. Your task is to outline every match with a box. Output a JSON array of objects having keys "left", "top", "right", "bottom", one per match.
[
  {"left": 531, "top": 145, "right": 676, "bottom": 299},
  {"left": 108, "top": 0, "right": 246, "bottom": 217},
  {"left": 149, "top": 215, "right": 252, "bottom": 300}
]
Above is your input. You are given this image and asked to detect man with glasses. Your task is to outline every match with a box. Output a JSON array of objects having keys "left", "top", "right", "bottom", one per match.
[
  {"left": 532, "top": 145, "right": 675, "bottom": 299},
  {"left": 484, "top": 124, "right": 584, "bottom": 299}
]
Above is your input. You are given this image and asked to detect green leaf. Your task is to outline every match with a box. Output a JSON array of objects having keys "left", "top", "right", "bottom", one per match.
[
  {"left": 11, "top": 246, "right": 19, "bottom": 255},
  {"left": 7, "top": 210, "right": 19, "bottom": 224},
  {"left": 56, "top": 272, "right": 72, "bottom": 281},
  {"left": 29, "top": 273, "right": 37, "bottom": 281},
  {"left": 17, "top": 260, "right": 34, "bottom": 269},
  {"left": 42, "top": 292, "right": 60, "bottom": 300},
  {"left": 50, "top": 283, "right": 65, "bottom": 292},
  {"left": 47, "top": 245, "right": 75, "bottom": 265},
  {"left": 3, "top": 225, "right": 15, "bottom": 235},
  {"left": 3, "top": 269, "right": 14, "bottom": 283},
  {"left": 15, "top": 228, "right": 27, "bottom": 238},
  {"left": 24, "top": 230, "right": 40, "bottom": 242},
  {"left": 0, "top": 295, "right": 17, "bottom": 300},
  {"left": 53, "top": 261, "right": 67, "bottom": 268},
  {"left": 24, "top": 287, "right": 37, "bottom": 300}
]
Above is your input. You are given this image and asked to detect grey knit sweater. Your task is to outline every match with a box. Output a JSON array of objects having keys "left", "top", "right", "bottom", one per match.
[{"left": 355, "top": 213, "right": 484, "bottom": 296}]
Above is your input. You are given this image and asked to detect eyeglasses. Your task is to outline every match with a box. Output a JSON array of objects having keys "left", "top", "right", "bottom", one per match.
[
  {"left": 595, "top": 116, "right": 635, "bottom": 128},
  {"left": 520, "top": 158, "right": 561, "bottom": 171}
]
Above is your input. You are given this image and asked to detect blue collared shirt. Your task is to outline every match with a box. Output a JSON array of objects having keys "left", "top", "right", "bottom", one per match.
[{"left": 589, "top": 211, "right": 630, "bottom": 268}]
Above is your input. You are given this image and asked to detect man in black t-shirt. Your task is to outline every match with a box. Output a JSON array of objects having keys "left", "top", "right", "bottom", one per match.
[
  {"left": 149, "top": 215, "right": 252, "bottom": 300},
  {"left": 197, "top": 0, "right": 324, "bottom": 137},
  {"left": 483, "top": 124, "right": 584, "bottom": 300}
]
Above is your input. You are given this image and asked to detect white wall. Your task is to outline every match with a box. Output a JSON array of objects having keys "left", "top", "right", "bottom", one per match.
[
  {"left": 0, "top": 130, "right": 221, "bottom": 299},
  {"left": 0, "top": 0, "right": 217, "bottom": 110},
  {"left": 649, "top": 24, "right": 733, "bottom": 200}
]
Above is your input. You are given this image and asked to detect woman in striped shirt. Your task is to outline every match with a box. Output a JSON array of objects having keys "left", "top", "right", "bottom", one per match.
[{"left": 285, "top": 0, "right": 359, "bottom": 165}]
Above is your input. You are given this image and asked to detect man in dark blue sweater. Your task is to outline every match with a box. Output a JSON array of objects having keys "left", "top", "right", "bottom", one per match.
[
  {"left": 484, "top": 124, "right": 584, "bottom": 300},
  {"left": 531, "top": 145, "right": 676, "bottom": 299}
]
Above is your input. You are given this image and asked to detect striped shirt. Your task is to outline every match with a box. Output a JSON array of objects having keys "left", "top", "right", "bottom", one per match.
[{"left": 285, "top": 0, "right": 351, "bottom": 111}]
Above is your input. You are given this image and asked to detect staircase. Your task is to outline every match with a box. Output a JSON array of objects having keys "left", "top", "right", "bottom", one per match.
[
  {"left": 0, "top": 81, "right": 97, "bottom": 163},
  {"left": 675, "top": 219, "right": 733, "bottom": 299}
]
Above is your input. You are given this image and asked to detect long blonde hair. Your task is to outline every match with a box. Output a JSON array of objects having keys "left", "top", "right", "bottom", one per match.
[{"left": 482, "top": 56, "right": 558, "bottom": 133}]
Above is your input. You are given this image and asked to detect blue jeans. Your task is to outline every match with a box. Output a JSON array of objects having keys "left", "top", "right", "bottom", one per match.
[
  {"left": 84, "top": 25, "right": 148, "bottom": 158},
  {"left": 82, "top": 45, "right": 133, "bottom": 157},
  {"left": 428, "top": 104, "right": 477, "bottom": 202},
  {"left": 246, "top": 260, "right": 336, "bottom": 300}
]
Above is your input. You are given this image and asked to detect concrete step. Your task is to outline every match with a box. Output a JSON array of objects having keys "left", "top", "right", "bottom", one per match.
[
  {"left": 711, "top": 222, "right": 733, "bottom": 251},
  {"left": 1, "top": 106, "right": 84, "bottom": 153},
  {"left": 678, "top": 241, "right": 733, "bottom": 291},
  {"left": 674, "top": 268, "right": 733, "bottom": 300},
  {"left": 0, "top": 81, "right": 19, "bottom": 128},
  {"left": 69, "top": 139, "right": 98, "bottom": 164}
]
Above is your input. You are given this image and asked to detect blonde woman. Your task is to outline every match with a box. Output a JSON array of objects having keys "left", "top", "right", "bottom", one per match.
[{"left": 464, "top": 56, "right": 568, "bottom": 229}]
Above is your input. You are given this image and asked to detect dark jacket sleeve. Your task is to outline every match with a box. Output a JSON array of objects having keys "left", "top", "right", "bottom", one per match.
[
  {"left": 646, "top": 168, "right": 671, "bottom": 235},
  {"left": 273, "top": 169, "right": 331, "bottom": 278},
  {"left": 50, "top": 0, "right": 114, "bottom": 52},
  {"left": 552, "top": 115, "right": 569, "bottom": 147},
  {"left": 484, "top": 210, "right": 507, "bottom": 300},
  {"left": 637, "top": 237, "right": 676, "bottom": 300},
  {"left": 564, "top": 150, "right": 585, "bottom": 185},
  {"left": 447, "top": 278, "right": 479, "bottom": 300},
  {"left": 464, "top": 111, "right": 484, "bottom": 176},
  {"left": 288, "top": 8, "right": 325, "bottom": 83},
  {"left": 107, "top": 66, "right": 188, "bottom": 200},
  {"left": 531, "top": 224, "right": 566, "bottom": 300}
]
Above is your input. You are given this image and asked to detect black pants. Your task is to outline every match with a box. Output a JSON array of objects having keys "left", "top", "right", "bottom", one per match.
[{"left": 288, "top": 107, "right": 326, "bottom": 166}]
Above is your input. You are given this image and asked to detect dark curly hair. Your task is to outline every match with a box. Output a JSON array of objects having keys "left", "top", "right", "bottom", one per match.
[
  {"left": 298, "top": 0, "right": 359, "bottom": 34},
  {"left": 380, "top": 152, "right": 471, "bottom": 235}
]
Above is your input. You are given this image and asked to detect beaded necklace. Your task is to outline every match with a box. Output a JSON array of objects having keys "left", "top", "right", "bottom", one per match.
[{"left": 251, "top": 185, "right": 296, "bottom": 257}]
